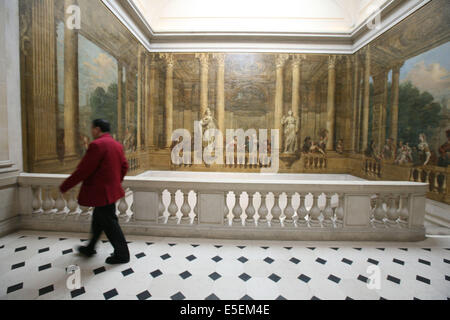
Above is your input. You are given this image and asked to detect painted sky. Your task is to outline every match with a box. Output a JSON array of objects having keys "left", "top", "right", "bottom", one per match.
[
  {"left": 400, "top": 42, "right": 450, "bottom": 106},
  {"left": 78, "top": 35, "right": 118, "bottom": 106}
]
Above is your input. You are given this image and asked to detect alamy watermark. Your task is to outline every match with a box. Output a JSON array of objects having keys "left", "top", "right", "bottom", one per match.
[
  {"left": 170, "top": 123, "right": 280, "bottom": 173},
  {"left": 66, "top": 265, "right": 81, "bottom": 290}
]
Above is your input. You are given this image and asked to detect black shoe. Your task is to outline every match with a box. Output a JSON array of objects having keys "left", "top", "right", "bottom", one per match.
[
  {"left": 105, "top": 255, "right": 130, "bottom": 265},
  {"left": 78, "top": 246, "right": 97, "bottom": 258}
]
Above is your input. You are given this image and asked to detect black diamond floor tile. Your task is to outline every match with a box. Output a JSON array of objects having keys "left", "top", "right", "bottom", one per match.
[
  {"left": 135, "top": 252, "right": 146, "bottom": 259},
  {"left": 290, "top": 257, "right": 300, "bottom": 264},
  {"left": 186, "top": 255, "right": 197, "bottom": 261},
  {"left": 341, "top": 258, "right": 353, "bottom": 265},
  {"left": 15, "top": 246, "right": 26, "bottom": 252},
  {"left": 62, "top": 249, "right": 73, "bottom": 255},
  {"left": 387, "top": 275, "right": 401, "bottom": 284},
  {"left": 93, "top": 267, "right": 106, "bottom": 275},
  {"left": 393, "top": 258, "right": 405, "bottom": 265},
  {"left": 11, "top": 262, "right": 25, "bottom": 270},
  {"left": 268, "top": 273, "right": 281, "bottom": 283},
  {"left": 180, "top": 271, "right": 192, "bottom": 279},
  {"left": 238, "top": 256, "right": 248, "bottom": 263},
  {"left": 239, "top": 273, "right": 251, "bottom": 282},
  {"left": 315, "top": 258, "right": 327, "bottom": 265},
  {"left": 367, "top": 258, "right": 379, "bottom": 265},
  {"left": 103, "top": 288, "right": 118, "bottom": 300},
  {"left": 264, "top": 257, "right": 274, "bottom": 264},
  {"left": 171, "top": 292, "right": 186, "bottom": 300},
  {"left": 38, "top": 247, "right": 50, "bottom": 254},
  {"left": 7, "top": 283, "right": 23, "bottom": 294},
  {"left": 328, "top": 274, "right": 341, "bottom": 283},
  {"left": 160, "top": 254, "right": 171, "bottom": 260},
  {"left": 38, "top": 263, "right": 51, "bottom": 272},
  {"left": 39, "top": 285, "right": 54, "bottom": 296},
  {"left": 122, "top": 268, "right": 134, "bottom": 277},
  {"left": 150, "top": 269, "right": 163, "bottom": 278},
  {"left": 240, "top": 294, "right": 253, "bottom": 300},
  {"left": 212, "top": 256, "right": 223, "bottom": 263},
  {"left": 71, "top": 287, "right": 86, "bottom": 299},
  {"left": 298, "top": 274, "right": 311, "bottom": 283},
  {"left": 209, "top": 272, "right": 221, "bottom": 281},
  {"left": 205, "top": 293, "right": 220, "bottom": 300},
  {"left": 418, "top": 259, "right": 431, "bottom": 266},
  {"left": 358, "top": 275, "right": 369, "bottom": 283},
  {"left": 137, "top": 290, "right": 152, "bottom": 300},
  {"left": 416, "top": 275, "right": 431, "bottom": 284}
]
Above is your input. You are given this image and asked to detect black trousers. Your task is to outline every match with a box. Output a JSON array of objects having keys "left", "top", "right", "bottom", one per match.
[{"left": 87, "top": 203, "right": 129, "bottom": 260}]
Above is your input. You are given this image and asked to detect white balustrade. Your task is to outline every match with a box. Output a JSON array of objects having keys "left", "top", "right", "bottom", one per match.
[{"left": 17, "top": 172, "right": 428, "bottom": 241}]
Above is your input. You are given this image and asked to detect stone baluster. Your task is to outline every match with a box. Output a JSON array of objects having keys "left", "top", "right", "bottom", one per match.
[
  {"left": 223, "top": 191, "right": 230, "bottom": 225},
  {"left": 42, "top": 186, "right": 55, "bottom": 215},
  {"left": 32, "top": 186, "right": 43, "bottom": 214},
  {"left": 245, "top": 192, "right": 256, "bottom": 226},
  {"left": 372, "top": 194, "right": 386, "bottom": 226},
  {"left": 296, "top": 193, "right": 308, "bottom": 227},
  {"left": 118, "top": 197, "right": 129, "bottom": 221},
  {"left": 386, "top": 194, "right": 400, "bottom": 226},
  {"left": 180, "top": 190, "right": 192, "bottom": 224},
  {"left": 258, "top": 192, "right": 269, "bottom": 225},
  {"left": 309, "top": 193, "right": 322, "bottom": 227},
  {"left": 158, "top": 189, "right": 166, "bottom": 223},
  {"left": 335, "top": 193, "right": 345, "bottom": 227},
  {"left": 55, "top": 192, "right": 67, "bottom": 217},
  {"left": 398, "top": 194, "right": 410, "bottom": 226},
  {"left": 284, "top": 192, "right": 295, "bottom": 227},
  {"left": 79, "top": 206, "right": 91, "bottom": 220},
  {"left": 271, "top": 192, "right": 282, "bottom": 226},
  {"left": 193, "top": 194, "right": 199, "bottom": 224},
  {"left": 67, "top": 189, "right": 79, "bottom": 218},
  {"left": 232, "top": 191, "right": 243, "bottom": 225},
  {"left": 167, "top": 189, "right": 179, "bottom": 223},
  {"left": 323, "top": 193, "right": 334, "bottom": 227}
]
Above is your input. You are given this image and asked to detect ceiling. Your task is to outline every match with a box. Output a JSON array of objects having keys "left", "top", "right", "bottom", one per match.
[
  {"left": 102, "top": 0, "right": 431, "bottom": 53},
  {"left": 130, "top": 0, "right": 387, "bottom": 34}
]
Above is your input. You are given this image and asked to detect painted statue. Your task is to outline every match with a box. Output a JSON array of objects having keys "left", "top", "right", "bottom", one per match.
[
  {"left": 199, "top": 108, "right": 217, "bottom": 148},
  {"left": 418, "top": 133, "right": 432, "bottom": 166},
  {"left": 281, "top": 110, "right": 299, "bottom": 153}
]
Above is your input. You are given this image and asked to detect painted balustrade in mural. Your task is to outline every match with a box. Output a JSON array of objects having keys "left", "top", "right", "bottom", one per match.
[
  {"left": 18, "top": 172, "right": 428, "bottom": 241},
  {"left": 359, "top": 156, "right": 450, "bottom": 204}
]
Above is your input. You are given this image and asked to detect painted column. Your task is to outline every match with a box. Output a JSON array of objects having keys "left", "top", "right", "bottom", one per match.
[
  {"left": 63, "top": 0, "right": 79, "bottom": 158},
  {"left": 344, "top": 56, "right": 353, "bottom": 151},
  {"left": 117, "top": 62, "right": 124, "bottom": 141},
  {"left": 196, "top": 53, "right": 209, "bottom": 118},
  {"left": 274, "top": 54, "right": 289, "bottom": 147},
  {"left": 361, "top": 46, "right": 371, "bottom": 152},
  {"left": 326, "top": 55, "right": 337, "bottom": 151},
  {"left": 136, "top": 47, "right": 143, "bottom": 149},
  {"left": 390, "top": 62, "right": 403, "bottom": 154},
  {"left": 160, "top": 53, "right": 174, "bottom": 148},
  {"left": 213, "top": 53, "right": 225, "bottom": 135},
  {"left": 291, "top": 55, "right": 305, "bottom": 119},
  {"left": 351, "top": 55, "right": 359, "bottom": 152},
  {"left": 380, "top": 69, "right": 389, "bottom": 146},
  {"left": 146, "top": 54, "right": 157, "bottom": 148}
]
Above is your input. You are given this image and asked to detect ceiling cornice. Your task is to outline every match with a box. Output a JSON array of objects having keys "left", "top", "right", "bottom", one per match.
[{"left": 101, "top": 0, "right": 431, "bottom": 54}]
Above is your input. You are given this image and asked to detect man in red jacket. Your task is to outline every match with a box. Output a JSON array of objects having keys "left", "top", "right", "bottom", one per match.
[{"left": 59, "top": 119, "right": 130, "bottom": 264}]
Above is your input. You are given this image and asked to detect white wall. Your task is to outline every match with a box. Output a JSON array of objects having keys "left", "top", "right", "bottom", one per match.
[{"left": 0, "top": 0, "right": 22, "bottom": 236}]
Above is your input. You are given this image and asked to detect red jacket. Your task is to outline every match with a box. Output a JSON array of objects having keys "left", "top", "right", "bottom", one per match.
[{"left": 59, "top": 133, "right": 129, "bottom": 207}]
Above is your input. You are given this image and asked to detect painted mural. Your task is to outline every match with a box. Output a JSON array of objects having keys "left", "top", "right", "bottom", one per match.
[{"left": 19, "top": 0, "right": 450, "bottom": 180}]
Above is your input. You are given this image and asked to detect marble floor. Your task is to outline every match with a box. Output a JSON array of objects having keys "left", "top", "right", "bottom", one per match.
[{"left": 0, "top": 230, "right": 449, "bottom": 300}]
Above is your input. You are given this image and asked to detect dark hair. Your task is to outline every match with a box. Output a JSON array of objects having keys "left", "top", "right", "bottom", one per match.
[{"left": 92, "top": 119, "right": 111, "bottom": 133}]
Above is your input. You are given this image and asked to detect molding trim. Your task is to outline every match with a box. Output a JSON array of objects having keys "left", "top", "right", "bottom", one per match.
[
  {"left": 101, "top": 0, "right": 431, "bottom": 53},
  {"left": 0, "top": 216, "right": 21, "bottom": 238}
]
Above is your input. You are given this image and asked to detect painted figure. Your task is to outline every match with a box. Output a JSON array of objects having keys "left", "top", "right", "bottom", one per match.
[
  {"left": 281, "top": 110, "right": 299, "bottom": 153},
  {"left": 418, "top": 133, "right": 431, "bottom": 166}
]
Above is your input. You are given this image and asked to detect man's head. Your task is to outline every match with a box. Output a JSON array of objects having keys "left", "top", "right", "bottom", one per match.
[{"left": 92, "top": 119, "right": 110, "bottom": 139}]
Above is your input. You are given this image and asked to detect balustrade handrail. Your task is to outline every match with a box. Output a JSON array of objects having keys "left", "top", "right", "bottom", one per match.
[{"left": 18, "top": 172, "right": 428, "bottom": 193}]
